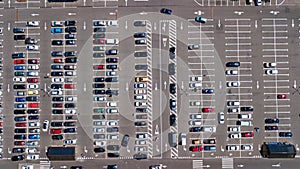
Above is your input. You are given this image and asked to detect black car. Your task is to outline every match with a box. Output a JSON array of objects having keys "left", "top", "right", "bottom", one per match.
[
  {"left": 93, "top": 52, "right": 105, "bottom": 58},
  {"left": 169, "top": 47, "right": 175, "bottom": 59},
  {"left": 133, "top": 153, "right": 147, "bottom": 160},
  {"left": 134, "top": 121, "right": 147, "bottom": 126},
  {"left": 133, "top": 32, "right": 147, "bottom": 38},
  {"left": 25, "top": 38, "right": 37, "bottom": 44},
  {"left": 70, "top": 166, "right": 82, "bottom": 169},
  {"left": 51, "top": 71, "right": 63, "bottom": 76},
  {"left": 65, "top": 103, "right": 75, "bottom": 108},
  {"left": 93, "top": 83, "right": 105, "bottom": 88},
  {"left": 107, "top": 65, "right": 117, "bottom": 70},
  {"left": 106, "top": 89, "right": 119, "bottom": 96},
  {"left": 14, "top": 134, "right": 26, "bottom": 140},
  {"left": 94, "top": 90, "right": 106, "bottom": 95},
  {"left": 51, "top": 84, "right": 62, "bottom": 89},
  {"left": 11, "top": 155, "right": 25, "bottom": 161},
  {"left": 265, "top": 118, "right": 279, "bottom": 124},
  {"left": 14, "top": 129, "right": 26, "bottom": 133},
  {"left": 51, "top": 51, "right": 63, "bottom": 57},
  {"left": 64, "top": 51, "right": 76, "bottom": 57},
  {"left": 14, "top": 110, "right": 26, "bottom": 114},
  {"left": 65, "top": 27, "right": 77, "bottom": 33},
  {"left": 240, "top": 106, "right": 253, "bottom": 111},
  {"left": 94, "top": 27, "right": 106, "bottom": 32},
  {"left": 14, "top": 35, "right": 26, "bottom": 40},
  {"left": 189, "top": 127, "right": 201, "bottom": 132},
  {"left": 170, "top": 114, "right": 176, "bottom": 126},
  {"left": 52, "top": 135, "right": 63, "bottom": 140},
  {"left": 64, "top": 122, "right": 76, "bottom": 126},
  {"left": 64, "top": 65, "right": 76, "bottom": 70},
  {"left": 136, "top": 108, "right": 148, "bottom": 113},
  {"left": 107, "top": 153, "right": 119, "bottom": 158},
  {"left": 51, "top": 65, "right": 63, "bottom": 70},
  {"left": 26, "top": 96, "right": 39, "bottom": 101},
  {"left": 105, "top": 77, "right": 118, "bottom": 82},
  {"left": 106, "top": 58, "right": 118, "bottom": 63},
  {"left": 107, "top": 165, "right": 118, "bottom": 169},
  {"left": 94, "top": 77, "right": 105, "bottom": 82},
  {"left": 12, "top": 53, "right": 25, "bottom": 59},
  {"left": 52, "top": 40, "right": 63, "bottom": 46},
  {"left": 66, "top": 40, "right": 76, "bottom": 45},
  {"left": 52, "top": 109, "right": 63, "bottom": 114},
  {"left": 94, "top": 147, "right": 105, "bottom": 153},
  {"left": 160, "top": 8, "right": 172, "bottom": 15},
  {"left": 13, "top": 84, "right": 26, "bottom": 89},
  {"left": 226, "top": 62, "right": 240, "bottom": 67},
  {"left": 170, "top": 83, "right": 176, "bottom": 94},
  {"left": 65, "top": 20, "right": 76, "bottom": 26},
  {"left": 65, "top": 57, "right": 78, "bottom": 63},
  {"left": 107, "top": 127, "right": 119, "bottom": 133},
  {"left": 13, "top": 27, "right": 25, "bottom": 33},
  {"left": 107, "top": 145, "right": 120, "bottom": 151},
  {"left": 51, "top": 122, "right": 63, "bottom": 127},
  {"left": 27, "top": 109, "right": 38, "bottom": 114},
  {"left": 265, "top": 126, "right": 278, "bottom": 130},
  {"left": 52, "top": 97, "right": 64, "bottom": 102},
  {"left": 66, "top": 116, "right": 73, "bottom": 120},
  {"left": 65, "top": 34, "right": 76, "bottom": 39},
  {"left": 12, "top": 148, "right": 25, "bottom": 153},
  {"left": 121, "top": 135, "right": 130, "bottom": 147},
  {"left": 28, "top": 115, "right": 39, "bottom": 120},
  {"left": 64, "top": 128, "right": 76, "bottom": 133}
]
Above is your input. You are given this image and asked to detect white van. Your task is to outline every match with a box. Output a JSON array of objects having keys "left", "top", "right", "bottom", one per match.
[
  {"left": 237, "top": 120, "right": 252, "bottom": 126},
  {"left": 181, "top": 133, "right": 186, "bottom": 150},
  {"left": 106, "top": 38, "right": 119, "bottom": 45}
]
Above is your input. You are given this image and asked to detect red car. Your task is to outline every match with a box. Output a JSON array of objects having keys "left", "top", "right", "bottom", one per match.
[
  {"left": 0, "top": 122, "right": 2, "bottom": 126},
  {"left": 93, "top": 38, "right": 105, "bottom": 44},
  {"left": 202, "top": 108, "right": 214, "bottom": 113},
  {"left": 93, "top": 65, "right": 105, "bottom": 70},
  {"left": 53, "top": 58, "right": 64, "bottom": 63},
  {"left": 14, "top": 141, "right": 25, "bottom": 146},
  {"left": 28, "top": 103, "right": 39, "bottom": 108},
  {"left": 277, "top": 94, "right": 288, "bottom": 99},
  {"left": 15, "top": 123, "right": 26, "bottom": 127},
  {"left": 14, "top": 59, "right": 26, "bottom": 64},
  {"left": 64, "top": 84, "right": 76, "bottom": 89},
  {"left": 53, "top": 103, "right": 63, "bottom": 108},
  {"left": 242, "top": 132, "right": 254, "bottom": 137},
  {"left": 50, "top": 129, "right": 62, "bottom": 134},
  {"left": 28, "top": 59, "right": 39, "bottom": 64},
  {"left": 189, "top": 146, "right": 203, "bottom": 152},
  {"left": 27, "top": 78, "right": 39, "bottom": 83}
]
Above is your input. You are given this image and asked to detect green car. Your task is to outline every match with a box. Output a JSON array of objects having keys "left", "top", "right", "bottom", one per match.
[
  {"left": 93, "top": 108, "right": 105, "bottom": 113},
  {"left": 14, "top": 72, "right": 25, "bottom": 76}
]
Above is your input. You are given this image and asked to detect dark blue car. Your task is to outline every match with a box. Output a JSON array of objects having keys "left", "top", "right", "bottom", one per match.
[
  {"left": 226, "top": 62, "right": 240, "bottom": 67},
  {"left": 15, "top": 97, "right": 26, "bottom": 102},
  {"left": 133, "top": 32, "right": 147, "bottom": 38},
  {"left": 14, "top": 65, "right": 25, "bottom": 70},
  {"left": 265, "top": 118, "right": 279, "bottom": 124},
  {"left": 279, "top": 132, "right": 292, "bottom": 138},
  {"left": 202, "top": 89, "right": 214, "bottom": 94},
  {"left": 51, "top": 28, "right": 63, "bottom": 34},
  {"left": 160, "top": 8, "right": 172, "bottom": 15},
  {"left": 28, "top": 134, "right": 40, "bottom": 139}
]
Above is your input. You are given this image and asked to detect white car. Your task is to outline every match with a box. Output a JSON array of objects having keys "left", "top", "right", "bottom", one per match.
[
  {"left": 266, "top": 69, "right": 278, "bottom": 75},
  {"left": 135, "top": 102, "right": 147, "bottom": 107},
  {"left": 26, "top": 154, "right": 39, "bottom": 160},
  {"left": 27, "top": 71, "right": 39, "bottom": 76},
  {"left": 65, "top": 96, "right": 77, "bottom": 102},
  {"left": 42, "top": 120, "right": 49, "bottom": 132},
  {"left": 134, "top": 146, "right": 146, "bottom": 152},
  {"left": 26, "top": 21, "right": 39, "bottom": 27},
  {"left": 134, "top": 89, "right": 147, "bottom": 94},
  {"left": 227, "top": 101, "right": 240, "bottom": 106},
  {"left": 13, "top": 77, "right": 26, "bottom": 82},
  {"left": 134, "top": 83, "right": 146, "bottom": 88},
  {"left": 226, "top": 145, "right": 239, "bottom": 151},
  {"left": 227, "top": 81, "right": 240, "bottom": 87},
  {"left": 135, "top": 140, "right": 147, "bottom": 145},
  {"left": 107, "top": 20, "right": 118, "bottom": 26},
  {"left": 94, "top": 96, "right": 106, "bottom": 102},
  {"left": 202, "top": 126, "right": 216, "bottom": 132},
  {"left": 26, "top": 45, "right": 39, "bottom": 51},
  {"left": 51, "top": 21, "right": 63, "bottom": 27},
  {"left": 28, "top": 122, "right": 40, "bottom": 127},
  {"left": 228, "top": 126, "right": 240, "bottom": 132},
  {"left": 241, "top": 145, "right": 253, "bottom": 150},
  {"left": 65, "top": 109, "right": 76, "bottom": 114},
  {"left": 228, "top": 108, "right": 239, "bottom": 113},
  {"left": 94, "top": 140, "right": 106, "bottom": 146},
  {"left": 264, "top": 62, "right": 276, "bottom": 68},
  {"left": 27, "top": 84, "right": 39, "bottom": 89},
  {"left": 65, "top": 71, "right": 76, "bottom": 76},
  {"left": 21, "top": 165, "right": 33, "bottom": 169},
  {"left": 28, "top": 65, "right": 39, "bottom": 70},
  {"left": 229, "top": 133, "right": 241, "bottom": 138},
  {"left": 106, "top": 71, "right": 117, "bottom": 76},
  {"left": 63, "top": 139, "right": 77, "bottom": 145},
  {"left": 93, "top": 128, "right": 105, "bottom": 133},
  {"left": 107, "top": 121, "right": 118, "bottom": 126},
  {"left": 189, "top": 120, "right": 201, "bottom": 126},
  {"left": 190, "top": 76, "right": 202, "bottom": 81},
  {"left": 26, "top": 148, "right": 38, "bottom": 153},
  {"left": 189, "top": 82, "right": 202, "bottom": 88},
  {"left": 238, "top": 114, "right": 252, "bottom": 119},
  {"left": 218, "top": 112, "right": 225, "bottom": 124},
  {"left": 52, "top": 77, "right": 64, "bottom": 83},
  {"left": 50, "top": 90, "right": 63, "bottom": 95},
  {"left": 190, "top": 114, "right": 202, "bottom": 119},
  {"left": 106, "top": 102, "right": 117, "bottom": 107},
  {"left": 226, "top": 70, "right": 238, "bottom": 75}
]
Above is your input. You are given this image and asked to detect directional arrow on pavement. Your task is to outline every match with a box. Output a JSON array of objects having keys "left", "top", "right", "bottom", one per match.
[{"left": 162, "top": 38, "right": 167, "bottom": 47}]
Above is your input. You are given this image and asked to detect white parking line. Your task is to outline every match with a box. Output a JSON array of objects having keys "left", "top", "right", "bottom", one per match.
[
  {"left": 264, "top": 111, "right": 290, "bottom": 114},
  {"left": 225, "top": 37, "right": 251, "bottom": 40},
  {"left": 264, "top": 105, "right": 290, "bottom": 108},
  {"left": 262, "top": 36, "right": 287, "bottom": 39},
  {"left": 263, "top": 79, "right": 289, "bottom": 82},
  {"left": 263, "top": 54, "right": 288, "bottom": 58}
]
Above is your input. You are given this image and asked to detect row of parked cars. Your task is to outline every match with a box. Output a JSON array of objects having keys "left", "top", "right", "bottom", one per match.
[
  {"left": 0, "top": 57, "right": 3, "bottom": 158},
  {"left": 92, "top": 20, "right": 121, "bottom": 157},
  {"left": 11, "top": 21, "right": 41, "bottom": 161},
  {"left": 49, "top": 20, "right": 78, "bottom": 145}
]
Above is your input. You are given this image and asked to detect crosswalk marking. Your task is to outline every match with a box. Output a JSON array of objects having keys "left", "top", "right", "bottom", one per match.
[
  {"left": 193, "top": 160, "right": 203, "bottom": 169},
  {"left": 222, "top": 158, "right": 233, "bottom": 169},
  {"left": 40, "top": 160, "right": 51, "bottom": 169}
]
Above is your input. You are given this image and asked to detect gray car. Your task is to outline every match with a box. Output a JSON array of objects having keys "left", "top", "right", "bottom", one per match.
[
  {"left": 134, "top": 51, "right": 147, "bottom": 57},
  {"left": 107, "top": 145, "right": 120, "bottom": 151},
  {"left": 94, "top": 134, "right": 105, "bottom": 139},
  {"left": 169, "top": 63, "right": 175, "bottom": 75},
  {"left": 135, "top": 64, "right": 148, "bottom": 70},
  {"left": 93, "top": 33, "right": 105, "bottom": 38}
]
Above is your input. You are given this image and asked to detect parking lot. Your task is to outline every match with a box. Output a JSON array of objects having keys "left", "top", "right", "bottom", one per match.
[{"left": 0, "top": 1, "right": 299, "bottom": 169}]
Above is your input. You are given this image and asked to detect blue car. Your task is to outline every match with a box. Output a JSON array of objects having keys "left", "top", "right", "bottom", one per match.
[
  {"left": 279, "top": 132, "right": 292, "bottom": 138},
  {"left": 195, "top": 16, "right": 207, "bottom": 23},
  {"left": 28, "top": 134, "right": 40, "bottom": 139},
  {"left": 202, "top": 89, "right": 214, "bottom": 94},
  {"left": 204, "top": 146, "right": 216, "bottom": 151},
  {"left": 14, "top": 104, "right": 27, "bottom": 109},
  {"left": 15, "top": 97, "right": 26, "bottom": 102},
  {"left": 51, "top": 28, "right": 63, "bottom": 34},
  {"left": 160, "top": 8, "right": 172, "bottom": 15},
  {"left": 133, "top": 32, "right": 147, "bottom": 38},
  {"left": 265, "top": 118, "right": 279, "bottom": 124},
  {"left": 14, "top": 65, "right": 25, "bottom": 70}
]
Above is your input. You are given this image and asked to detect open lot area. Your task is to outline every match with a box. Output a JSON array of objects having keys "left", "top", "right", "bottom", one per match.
[{"left": 0, "top": 0, "right": 300, "bottom": 169}]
